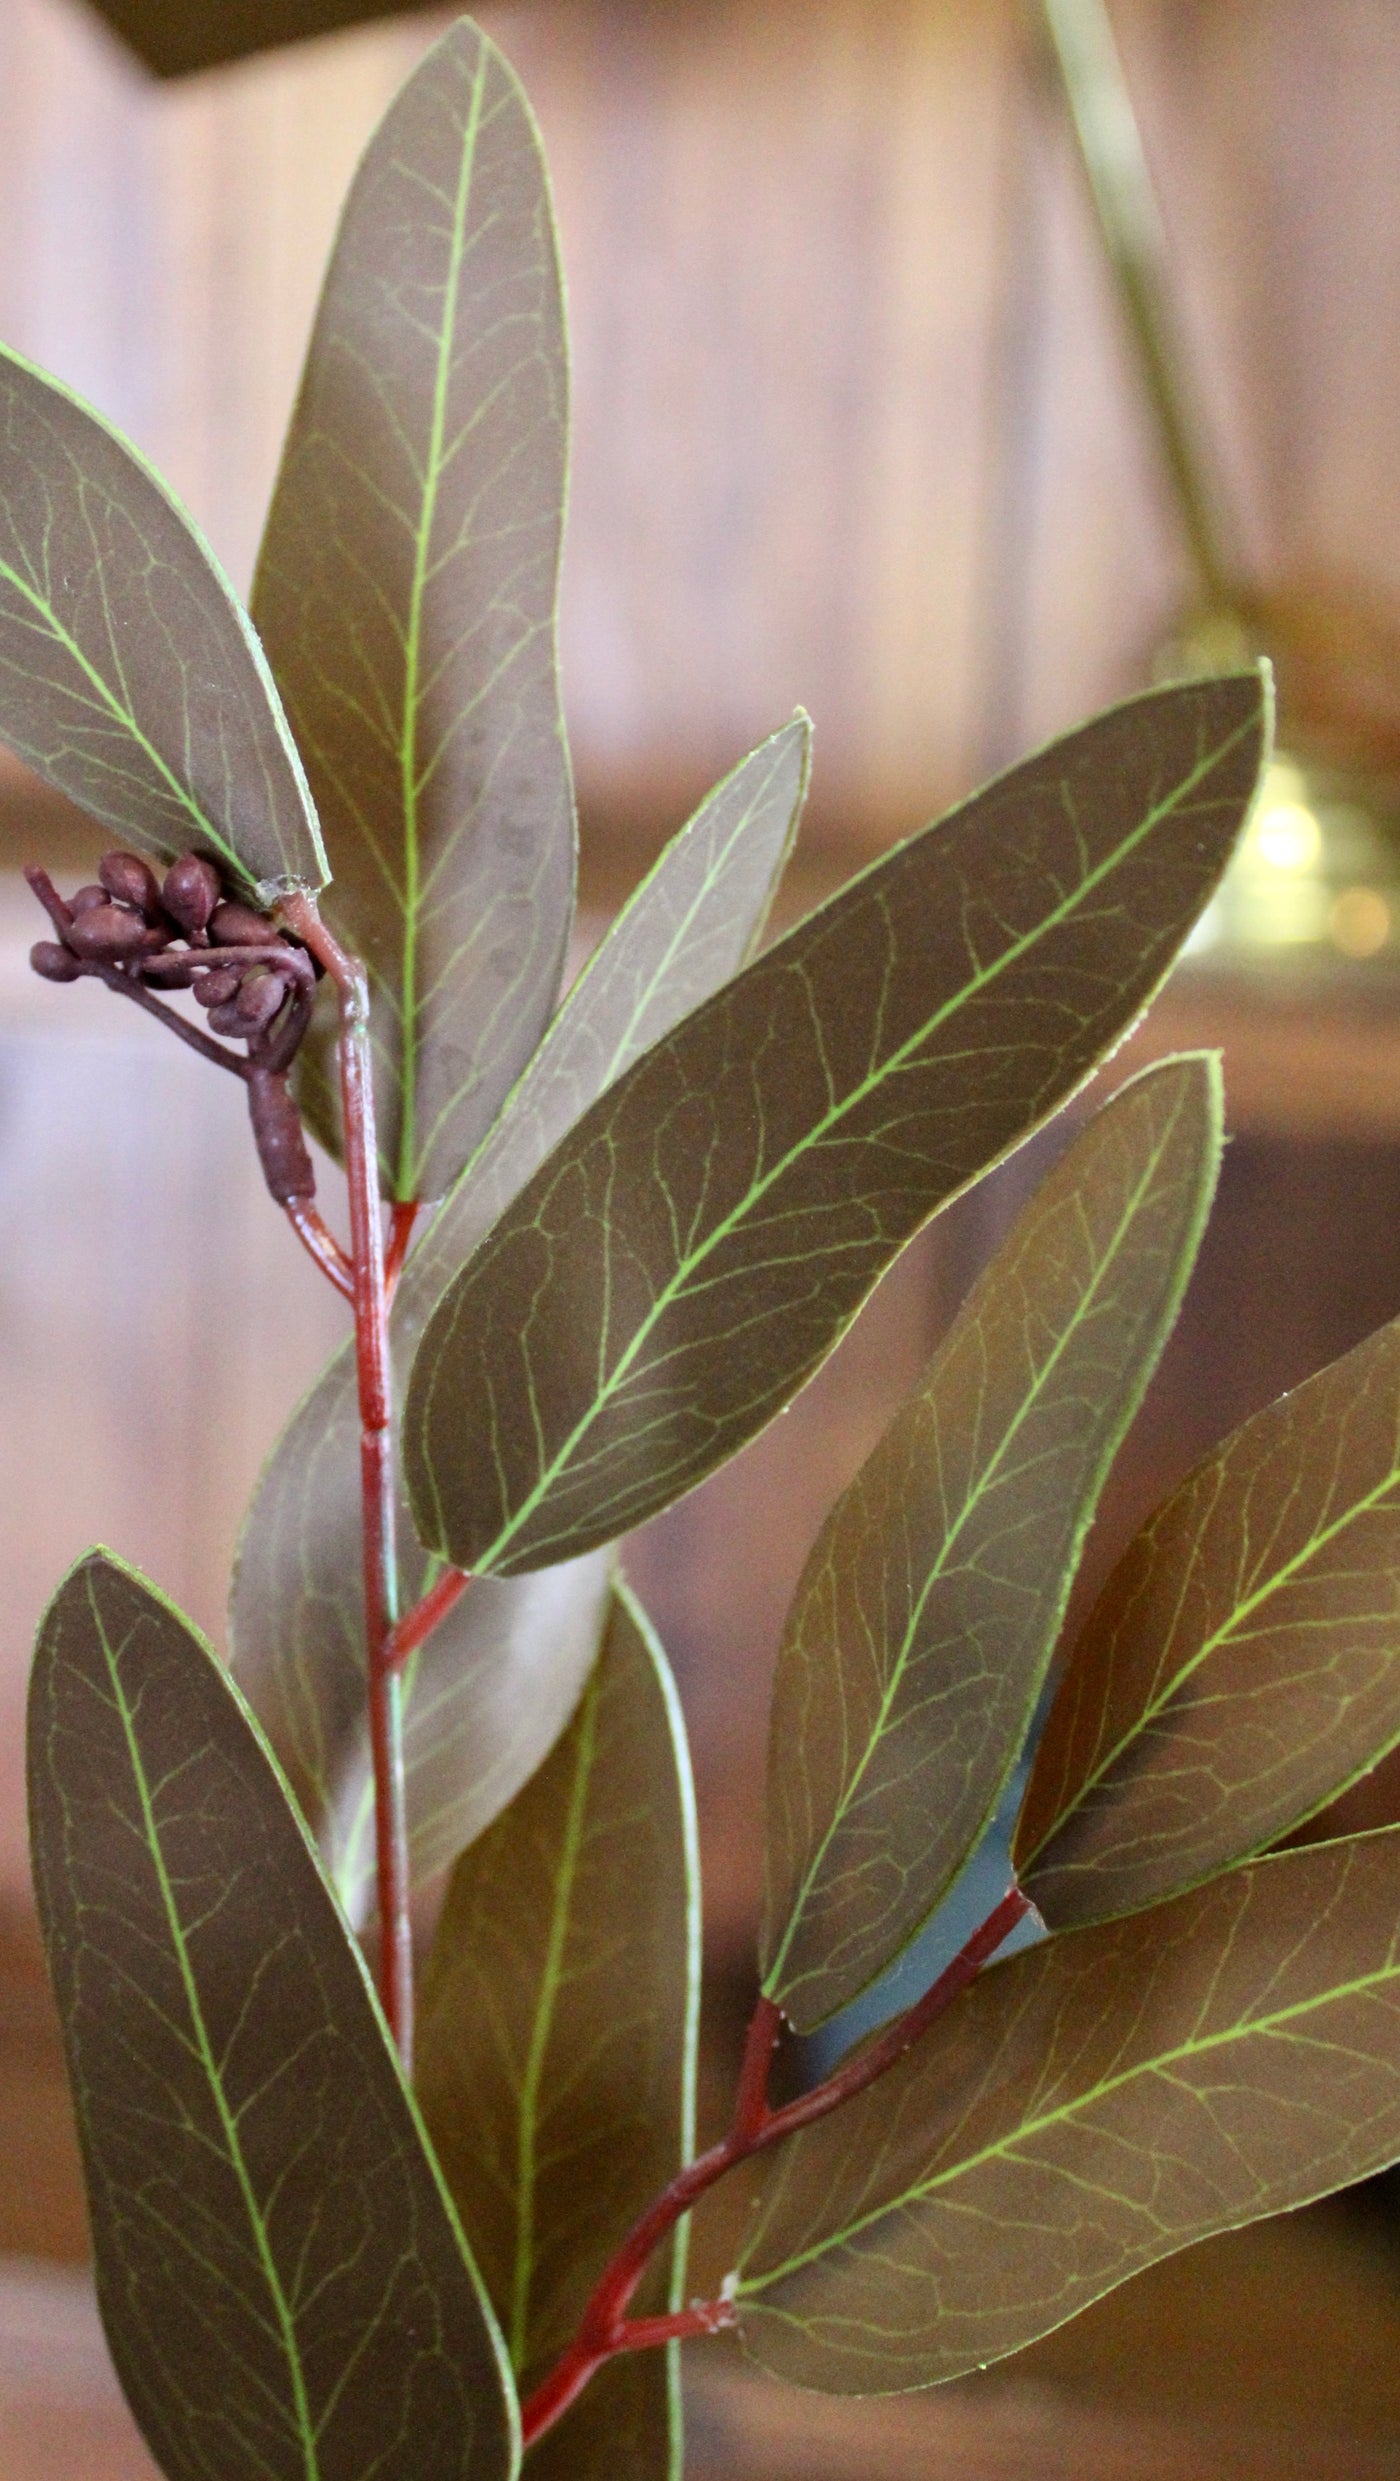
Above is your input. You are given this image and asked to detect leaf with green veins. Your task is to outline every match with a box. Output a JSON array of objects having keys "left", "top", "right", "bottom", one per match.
[
  {"left": 0, "top": 344, "right": 325, "bottom": 896},
  {"left": 229, "top": 717, "right": 811, "bottom": 1891},
  {"left": 416, "top": 1582, "right": 699, "bottom": 2481},
  {"left": 252, "top": 19, "right": 574, "bottom": 1200},
  {"left": 403, "top": 672, "right": 1270, "bottom": 1581},
  {"left": 738, "top": 1827, "right": 1400, "bottom": 2395},
  {"left": 1015, "top": 1308, "right": 1400, "bottom": 1930},
  {"left": 27, "top": 1549, "right": 517, "bottom": 2481},
  {"left": 761, "top": 1055, "right": 1222, "bottom": 2034}
]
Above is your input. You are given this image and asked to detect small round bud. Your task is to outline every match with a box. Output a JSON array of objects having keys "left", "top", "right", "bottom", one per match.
[
  {"left": 233, "top": 967, "right": 285, "bottom": 1032},
  {"left": 70, "top": 884, "right": 109, "bottom": 918},
  {"left": 191, "top": 966, "right": 241, "bottom": 1009},
  {"left": 161, "top": 853, "right": 222, "bottom": 935},
  {"left": 207, "top": 999, "right": 247, "bottom": 1035},
  {"left": 67, "top": 903, "right": 166, "bottom": 961},
  {"left": 99, "top": 851, "right": 162, "bottom": 917},
  {"left": 209, "top": 900, "right": 276, "bottom": 949},
  {"left": 30, "top": 941, "right": 81, "bottom": 983}
]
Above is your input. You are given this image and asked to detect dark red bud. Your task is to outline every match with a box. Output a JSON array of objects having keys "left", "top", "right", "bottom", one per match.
[
  {"left": 206, "top": 1000, "right": 247, "bottom": 1035},
  {"left": 30, "top": 941, "right": 82, "bottom": 983},
  {"left": 192, "top": 967, "right": 241, "bottom": 1009},
  {"left": 69, "top": 885, "right": 109, "bottom": 918},
  {"left": 161, "top": 853, "right": 222, "bottom": 935},
  {"left": 66, "top": 905, "right": 167, "bottom": 961},
  {"left": 99, "top": 851, "right": 162, "bottom": 917},
  {"left": 233, "top": 968, "right": 285, "bottom": 1031},
  {"left": 209, "top": 900, "right": 275, "bottom": 949}
]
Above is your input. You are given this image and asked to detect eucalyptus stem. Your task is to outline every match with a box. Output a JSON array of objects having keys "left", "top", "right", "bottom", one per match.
[
  {"left": 519, "top": 1884, "right": 1033, "bottom": 2446},
  {"left": 280, "top": 890, "right": 413, "bottom": 2069}
]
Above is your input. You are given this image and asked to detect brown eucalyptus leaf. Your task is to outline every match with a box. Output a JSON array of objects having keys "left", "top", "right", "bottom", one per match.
[
  {"left": 253, "top": 20, "right": 574, "bottom": 1199},
  {"left": 0, "top": 344, "right": 325, "bottom": 897},
  {"left": 1016, "top": 1309, "right": 1400, "bottom": 1928},
  {"left": 404, "top": 672, "right": 1270, "bottom": 1578},
  {"left": 738, "top": 1827, "right": 1400, "bottom": 2394},
  {"left": 417, "top": 1583, "right": 698, "bottom": 2481},
  {"left": 27, "top": 1550, "right": 516, "bottom": 2481},
  {"left": 761, "top": 1055, "right": 1222, "bottom": 2033},
  {"left": 230, "top": 719, "right": 810, "bottom": 1892}
]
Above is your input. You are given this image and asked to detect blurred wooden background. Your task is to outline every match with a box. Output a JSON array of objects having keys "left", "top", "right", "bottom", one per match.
[{"left": 5, "top": 0, "right": 1400, "bottom": 2469}]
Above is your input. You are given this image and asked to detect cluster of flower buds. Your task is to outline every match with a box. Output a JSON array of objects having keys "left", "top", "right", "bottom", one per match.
[
  {"left": 27, "top": 848, "right": 317, "bottom": 1069},
  {"left": 26, "top": 849, "right": 324, "bottom": 1208}
]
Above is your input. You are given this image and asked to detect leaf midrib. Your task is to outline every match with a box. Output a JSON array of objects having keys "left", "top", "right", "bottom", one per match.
[
  {"left": 96, "top": 1586, "right": 320, "bottom": 2479},
  {"left": 509, "top": 1666, "right": 599, "bottom": 2370},
  {"left": 396, "top": 48, "right": 488, "bottom": 1199},
  {"left": 740, "top": 1919, "right": 1400, "bottom": 2292},
  {"left": 434, "top": 713, "right": 1255, "bottom": 1571},
  {"left": 764, "top": 1093, "right": 1190, "bottom": 1999}
]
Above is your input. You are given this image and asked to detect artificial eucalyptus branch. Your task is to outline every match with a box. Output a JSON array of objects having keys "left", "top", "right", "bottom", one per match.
[{"left": 7, "top": 20, "right": 1400, "bottom": 2481}]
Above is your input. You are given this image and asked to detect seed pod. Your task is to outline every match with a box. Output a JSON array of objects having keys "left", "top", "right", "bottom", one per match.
[
  {"left": 161, "top": 853, "right": 222, "bottom": 935},
  {"left": 209, "top": 900, "right": 275, "bottom": 949},
  {"left": 30, "top": 941, "right": 82, "bottom": 983},
  {"left": 99, "top": 852, "right": 162, "bottom": 917},
  {"left": 191, "top": 966, "right": 241, "bottom": 1009},
  {"left": 66, "top": 905, "right": 166, "bottom": 961},
  {"left": 69, "top": 885, "right": 109, "bottom": 919}
]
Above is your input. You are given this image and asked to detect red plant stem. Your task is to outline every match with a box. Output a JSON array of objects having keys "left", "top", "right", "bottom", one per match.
[
  {"left": 384, "top": 1201, "right": 419, "bottom": 1299},
  {"left": 280, "top": 891, "right": 413, "bottom": 2068},
  {"left": 384, "top": 1565, "right": 471, "bottom": 1672},
  {"left": 283, "top": 1199, "right": 356, "bottom": 1301},
  {"left": 519, "top": 1883, "right": 1034, "bottom": 2446}
]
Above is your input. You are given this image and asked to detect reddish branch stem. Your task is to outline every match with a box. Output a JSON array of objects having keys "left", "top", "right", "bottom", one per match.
[
  {"left": 384, "top": 1201, "right": 419, "bottom": 1299},
  {"left": 519, "top": 1883, "right": 1034, "bottom": 2446},
  {"left": 280, "top": 892, "right": 413, "bottom": 2069},
  {"left": 283, "top": 1199, "right": 356, "bottom": 1301},
  {"left": 385, "top": 1565, "right": 471, "bottom": 1672}
]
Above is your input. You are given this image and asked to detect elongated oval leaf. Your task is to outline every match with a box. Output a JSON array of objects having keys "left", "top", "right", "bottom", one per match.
[
  {"left": 27, "top": 1550, "right": 516, "bottom": 2481},
  {"left": 416, "top": 1583, "right": 699, "bottom": 2481},
  {"left": 1016, "top": 1310, "right": 1400, "bottom": 1929},
  {"left": 230, "top": 721, "right": 810, "bottom": 1888},
  {"left": 0, "top": 344, "right": 324, "bottom": 897},
  {"left": 253, "top": 20, "right": 574, "bottom": 1198},
  {"left": 761, "top": 1055, "right": 1222, "bottom": 2033},
  {"left": 405, "top": 673, "right": 1270, "bottom": 1578},
  {"left": 739, "top": 1826, "right": 1400, "bottom": 2394}
]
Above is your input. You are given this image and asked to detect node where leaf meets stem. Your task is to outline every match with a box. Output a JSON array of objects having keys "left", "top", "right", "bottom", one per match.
[
  {"left": 280, "top": 889, "right": 413, "bottom": 2070},
  {"left": 518, "top": 1882, "right": 1033, "bottom": 2447}
]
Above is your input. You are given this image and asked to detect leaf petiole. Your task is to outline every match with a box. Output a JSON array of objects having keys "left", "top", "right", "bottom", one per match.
[{"left": 518, "top": 1881, "right": 1033, "bottom": 2446}]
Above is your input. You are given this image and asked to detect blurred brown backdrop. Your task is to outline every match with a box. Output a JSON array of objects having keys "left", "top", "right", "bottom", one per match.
[{"left": 5, "top": 2, "right": 1400, "bottom": 2473}]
